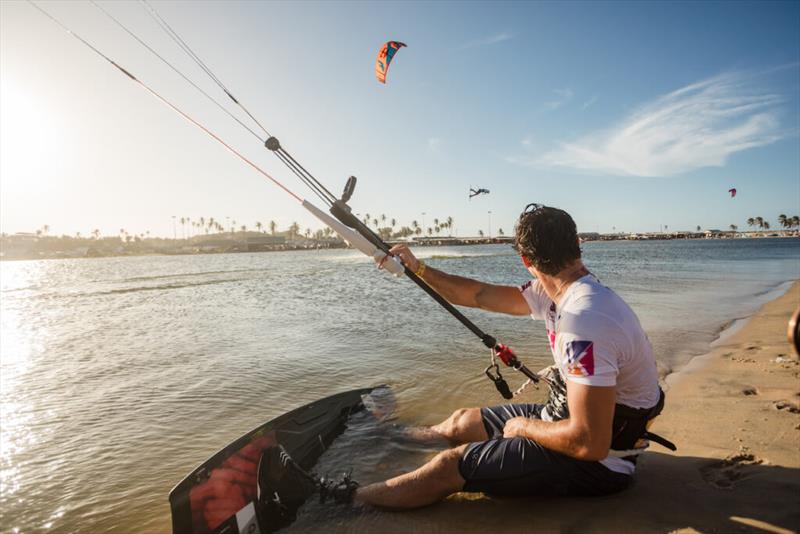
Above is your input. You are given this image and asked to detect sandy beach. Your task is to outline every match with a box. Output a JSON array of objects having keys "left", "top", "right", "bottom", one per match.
[{"left": 324, "top": 281, "right": 800, "bottom": 534}]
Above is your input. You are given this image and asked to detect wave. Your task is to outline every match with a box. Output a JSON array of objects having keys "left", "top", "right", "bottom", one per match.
[
  {"left": 426, "top": 253, "right": 504, "bottom": 260},
  {"left": 38, "top": 278, "right": 248, "bottom": 300},
  {"left": 112, "top": 267, "right": 266, "bottom": 283}
]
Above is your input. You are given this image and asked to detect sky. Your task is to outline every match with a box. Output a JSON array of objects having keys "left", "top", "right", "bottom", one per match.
[{"left": 1, "top": 0, "right": 798, "bottom": 238}]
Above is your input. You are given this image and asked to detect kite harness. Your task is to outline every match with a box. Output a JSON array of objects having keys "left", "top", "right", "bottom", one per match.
[
  {"left": 537, "top": 368, "right": 676, "bottom": 457},
  {"left": 28, "top": 1, "right": 674, "bottom": 453}
]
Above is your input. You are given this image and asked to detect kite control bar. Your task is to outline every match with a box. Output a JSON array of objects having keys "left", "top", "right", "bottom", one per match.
[{"left": 329, "top": 177, "right": 498, "bottom": 347}]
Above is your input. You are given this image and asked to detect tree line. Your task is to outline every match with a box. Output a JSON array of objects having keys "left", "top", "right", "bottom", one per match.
[{"left": 19, "top": 213, "right": 798, "bottom": 241}]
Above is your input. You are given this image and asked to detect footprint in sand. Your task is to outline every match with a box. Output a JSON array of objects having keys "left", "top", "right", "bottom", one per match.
[
  {"left": 700, "top": 449, "right": 763, "bottom": 490},
  {"left": 773, "top": 400, "right": 800, "bottom": 414}
]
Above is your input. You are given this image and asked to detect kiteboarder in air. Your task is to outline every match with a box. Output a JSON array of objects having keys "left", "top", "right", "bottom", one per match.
[
  {"left": 729, "top": 188, "right": 737, "bottom": 198},
  {"left": 469, "top": 187, "right": 490, "bottom": 199}
]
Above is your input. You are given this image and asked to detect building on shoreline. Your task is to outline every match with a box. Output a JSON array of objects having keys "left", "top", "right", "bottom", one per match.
[{"left": 1, "top": 230, "right": 796, "bottom": 261}]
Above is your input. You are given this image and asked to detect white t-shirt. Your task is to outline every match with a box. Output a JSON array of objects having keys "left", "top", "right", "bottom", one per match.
[{"left": 519, "top": 274, "right": 660, "bottom": 474}]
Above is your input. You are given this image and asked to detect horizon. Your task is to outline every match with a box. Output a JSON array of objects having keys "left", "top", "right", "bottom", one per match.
[
  {"left": 1, "top": 1, "right": 798, "bottom": 238},
  {"left": 2, "top": 210, "right": 798, "bottom": 240}
]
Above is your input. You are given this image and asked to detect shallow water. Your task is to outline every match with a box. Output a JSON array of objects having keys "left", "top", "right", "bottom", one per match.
[{"left": 1, "top": 238, "right": 798, "bottom": 532}]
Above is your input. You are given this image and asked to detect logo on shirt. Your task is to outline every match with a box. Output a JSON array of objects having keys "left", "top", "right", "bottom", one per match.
[{"left": 565, "top": 340, "right": 595, "bottom": 377}]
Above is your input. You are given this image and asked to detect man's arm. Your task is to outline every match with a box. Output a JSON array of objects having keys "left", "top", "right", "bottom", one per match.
[
  {"left": 503, "top": 381, "right": 615, "bottom": 460},
  {"left": 387, "top": 244, "right": 529, "bottom": 316}
]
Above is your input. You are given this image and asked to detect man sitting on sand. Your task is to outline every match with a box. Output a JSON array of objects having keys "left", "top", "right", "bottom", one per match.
[
  {"left": 266, "top": 203, "right": 667, "bottom": 512},
  {"left": 349, "top": 203, "right": 665, "bottom": 508}
]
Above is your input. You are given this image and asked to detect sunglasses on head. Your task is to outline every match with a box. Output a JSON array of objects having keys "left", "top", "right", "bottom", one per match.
[{"left": 520, "top": 203, "right": 545, "bottom": 219}]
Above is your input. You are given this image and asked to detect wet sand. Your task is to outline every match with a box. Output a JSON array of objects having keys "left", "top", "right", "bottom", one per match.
[{"left": 325, "top": 282, "right": 800, "bottom": 533}]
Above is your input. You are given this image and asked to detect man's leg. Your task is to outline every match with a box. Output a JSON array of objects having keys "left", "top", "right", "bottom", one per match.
[
  {"left": 351, "top": 403, "right": 549, "bottom": 509},
  {"left": 401, "top": 408, "right": 489, "bottom": 445},
  {"left": 353, "top": 444, "right": 468, "bottom": 509}
]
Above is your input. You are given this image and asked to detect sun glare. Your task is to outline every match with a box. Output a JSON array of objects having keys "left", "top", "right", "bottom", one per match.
[{"left": 0, "top": 78, "right": 66, "bottom": 198}]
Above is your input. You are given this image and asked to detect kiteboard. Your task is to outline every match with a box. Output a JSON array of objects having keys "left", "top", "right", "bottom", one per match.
[{"left": 169, "top": 386, "right": 390, "bottom": 534}]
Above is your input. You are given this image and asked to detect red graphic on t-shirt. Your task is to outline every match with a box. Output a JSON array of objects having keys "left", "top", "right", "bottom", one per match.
[{"left": 547, "top": 329, "right": 556, "bottom": 349}]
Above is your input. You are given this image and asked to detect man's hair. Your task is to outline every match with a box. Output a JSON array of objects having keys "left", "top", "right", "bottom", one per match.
[{"left": 513, "top": 205, "right": 581, "bottom": 275}]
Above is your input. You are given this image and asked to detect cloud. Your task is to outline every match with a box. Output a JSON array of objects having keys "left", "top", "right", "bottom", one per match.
[
  {"left": 545, "top": 88, "right": 574, "bottom": 110},
  {"left": 531, "top": 72, "right": 785, "bottom": 177},
  {"left": 458, "top": 32, "right": 514, "bottom": 49}
]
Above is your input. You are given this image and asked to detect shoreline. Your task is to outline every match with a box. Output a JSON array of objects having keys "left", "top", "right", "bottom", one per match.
[
  {"left": 665, "top": 278, "right": 798, "bottom": 388},
  {"left": 1, "top": 234, "right": 795, "bottom": 262}
]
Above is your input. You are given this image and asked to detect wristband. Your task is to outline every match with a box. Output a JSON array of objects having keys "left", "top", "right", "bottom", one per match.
[{"left": 415, "top": 259, "right": 426, "bottom": 278}]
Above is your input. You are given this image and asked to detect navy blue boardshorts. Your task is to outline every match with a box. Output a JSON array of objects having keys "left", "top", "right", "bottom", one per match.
[{"left": 457, "top": 403, "right": 632, "bottom": 496}]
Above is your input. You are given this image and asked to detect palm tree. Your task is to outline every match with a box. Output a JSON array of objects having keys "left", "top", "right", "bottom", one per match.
[
  {"left": 305, "top": 228, "right": 311, "bottom": 239},
  {"left": 200, "top": 217, "right": 206, "bottom": 233},
  {"left": 746, "top": 218, "right": 755, "bottom": 229},
  {"left": 381, "top": 214, "right": 386, "bottom": 225},
  {"left": 92, "top": 229, "right": 100, "bottom": 239},
  {"left": 240, "top": 225, "right": 247, "bottom": 234},
  {"left": 478, "top": 229, "right": 484, "bottom": 238},
  {"left": 180, "top": 217, "right": 186, "bottom": 238},
  {"left": 256, "top": 221, "right": 263, "bottom": 233},
  {"left": 289, "top": 222, "right": 300, "bottom": 240},
  {"left": 792, "top": 216, "right": 800, "bottom": 229},
  {"left": 498, "top": 228, "right": 504, "bottom": 236},
  {"left": 778, "top": 214, "right": 788, "bottom": 229},
  {"left": 208, "top": 217, "right": 215, "bottom": 233},
  {"left": 696, "top": 225, "right": 701, "bottom": 232},
  {"left": 42, "top": 224, "right": 50, "bottom": 236},
  {"left": 763, "top": 221, "right": 770, "bottom": 230},
  {"left": 414, "top": 227, "right": 422, "bottom": 237},
  {"left": 75, "top": 231, "right": 82, "bottom": 239},
  {"left": 269, "top": 220, "right": 277, "bottom": 235},
  {"left": 364, "top": 213, "right": 371, "bottom": 227},
  {"left": 729, "top": 224, "right": 738, "bottom": 232},
  {"left": 446, "top": 216, "right": 453, "bottom": 236},
  {"left": 755, "top": 217, "right": 764, "bottom": 229},
  {"left": 373, "top": 218, "right": 379, "bottom": 228},
  {"left": 427, "top": 227, "right": 433, "bottom": 236}
]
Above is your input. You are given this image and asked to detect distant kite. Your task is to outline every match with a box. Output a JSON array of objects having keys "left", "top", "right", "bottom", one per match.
[
  {"left": 469, "top": 187, "right": 490, "bottom": 199},
  {"left": 729, "top": 188, "right": 737, "bottom": 198},
  {"left": 375, "top": 41, "right": 406, "bottom": 84}
]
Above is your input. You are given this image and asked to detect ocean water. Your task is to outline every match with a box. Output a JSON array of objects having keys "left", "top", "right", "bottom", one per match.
[{"left": 1, "top": 238, "right": 798, "bottom": 532}]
